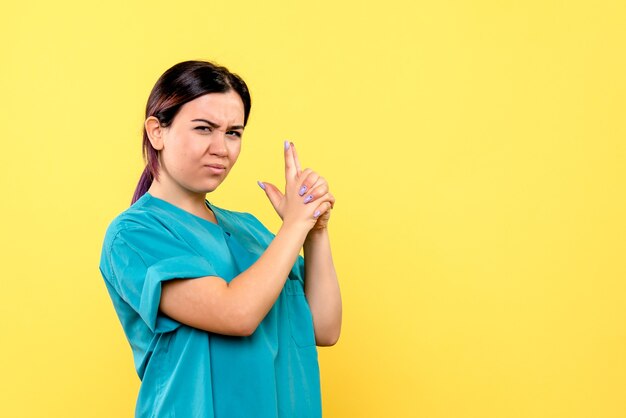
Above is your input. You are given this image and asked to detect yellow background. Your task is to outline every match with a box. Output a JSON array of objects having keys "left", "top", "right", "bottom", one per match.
[{"left": 1, "top": 0, "right": 625, "bottom": 417}]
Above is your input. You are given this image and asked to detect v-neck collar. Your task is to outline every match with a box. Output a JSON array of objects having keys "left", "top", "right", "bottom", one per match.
[{"left": 143, "top": 192, "right": 226, "bottom": 233}]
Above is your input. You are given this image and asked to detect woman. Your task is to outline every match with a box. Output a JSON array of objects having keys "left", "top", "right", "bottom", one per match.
[{"left": 98, "top": 60, "right": 342, "bottom": 418}]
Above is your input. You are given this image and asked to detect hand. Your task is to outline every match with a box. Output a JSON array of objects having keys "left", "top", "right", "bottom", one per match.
[
  {"left": 290, "top": 142, "right": 335, "bottom": 230},
  {"left": 310, "top": 191, "right": 334, "bottom": 230},
  {"left": 291, "top": 142, "right": 335, "bottom": 230},
  {"left": 258, "top": 141, "right": 334, "bottom": 232}
]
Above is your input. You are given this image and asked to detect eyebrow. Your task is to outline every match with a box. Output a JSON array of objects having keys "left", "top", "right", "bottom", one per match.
[{"left": 191, "top": 118, "right": 244, "bottom": 130}]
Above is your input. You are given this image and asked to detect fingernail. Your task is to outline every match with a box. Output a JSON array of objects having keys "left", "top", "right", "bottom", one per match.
[
  {"left": 284, "top": 140, "right": 290, "bottom": 150},
  {"left": 314, "top": 210, "right": 321, "bottom": 218},
  {"left": 304, "top": 194, "right": 313, "bottom": 204},
  {"left": 299, "top": 185, "right": 307, "bottom": 196},
  {"left": 257, "top": 180, "right": 266, "bottom": 190}
]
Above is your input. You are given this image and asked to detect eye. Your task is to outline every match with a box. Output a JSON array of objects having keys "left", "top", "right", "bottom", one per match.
[
  {"left": 227, "top": 130, "right": 242, "bottom": 138},
  {"left": 194, "top": 126, "right": 212, "bottom": 132}
]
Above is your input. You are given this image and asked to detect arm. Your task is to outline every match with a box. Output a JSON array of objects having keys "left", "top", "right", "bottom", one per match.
[
  {"left": 303, "top": 228, "right": 342, "bottom": 346},
  {"left": 260, "top": 142, "right": 341, "bottom": 346},
  {"left": 160, "top": 222, "right": 308, "bottom": 336},
  {"left": 159, "top": 141, "right": 333, "bottom": 337}
]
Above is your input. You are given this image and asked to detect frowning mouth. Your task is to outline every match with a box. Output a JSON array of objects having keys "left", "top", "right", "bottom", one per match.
[{"left": 204, "top": 164, "right": 226, "bottom": 174}]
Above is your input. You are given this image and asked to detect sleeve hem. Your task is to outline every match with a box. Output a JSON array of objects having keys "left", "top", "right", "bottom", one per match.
[{"left": 141, "top": 254, "right": 219, "bottom": 333}]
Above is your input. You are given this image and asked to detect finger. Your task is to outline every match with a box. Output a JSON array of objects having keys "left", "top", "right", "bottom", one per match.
[
  {"left": 313, "top": 201, "right": 333, "bottom": 219},
  {"left": 290, "top": 141, "right": 302, "bottom": 175},
  {"left": 284, "top": 140, "right": 297, "bottom": 182},
  {"left": 307, "top": 175, "right": 327, "bottom": 193},
  {"left": 327, "top": 192, "right": 336, "bottom": 209},
  {"left": 303, "top": 182, "right": 329, "bottom": 205},
  {"left": 258, "top": 181, "right": 284, "bottom": 210},
  {"left": 319, "top": 192, "right": 335, "bottom": 207},
  {"left": 298, "top": 170, "right": 320, "bottom": 197}
]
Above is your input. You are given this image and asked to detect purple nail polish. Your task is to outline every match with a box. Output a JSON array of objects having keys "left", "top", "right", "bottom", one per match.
[
  {"left": 257, "top": 180, "right": 266, "bottom": 190},
  {"left": 314, "top": 210, "right": 321, "bottom": 218},
  {"left": 304, "top": 194, "right": 313, "bottom": 204},
  {"left": 299, "top": 185, "right": 307, "bottom": 196},
  {"left": 284, "top": 140, "right": 290, "bottom": 150}
]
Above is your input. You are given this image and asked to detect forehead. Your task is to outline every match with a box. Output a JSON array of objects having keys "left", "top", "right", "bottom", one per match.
[{"left": 177, "top": 91, "right": 245, "bottom": 124}]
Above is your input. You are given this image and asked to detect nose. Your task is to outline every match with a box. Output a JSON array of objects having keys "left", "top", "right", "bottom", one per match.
[{"left": 209, "top": 131, "right": 228, "bottom": 157}]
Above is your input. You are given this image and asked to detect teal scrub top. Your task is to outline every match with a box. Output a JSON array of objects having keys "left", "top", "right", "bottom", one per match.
[{"left": 98, "top": 192, "right": 321, "bottom": 418}]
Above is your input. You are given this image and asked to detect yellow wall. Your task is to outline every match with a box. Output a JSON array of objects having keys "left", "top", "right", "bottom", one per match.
[{"left": 1, "top": 1, "right": 625, "bottom": 417}]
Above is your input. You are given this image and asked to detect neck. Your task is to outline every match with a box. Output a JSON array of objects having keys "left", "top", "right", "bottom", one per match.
[{"left": 147, "top": 179, "right": 212, "bottom": 220}]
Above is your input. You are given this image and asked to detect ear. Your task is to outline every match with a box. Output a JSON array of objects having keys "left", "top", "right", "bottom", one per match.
[{"left": 145, "top": 116, "right": 165, "bottom": 151}]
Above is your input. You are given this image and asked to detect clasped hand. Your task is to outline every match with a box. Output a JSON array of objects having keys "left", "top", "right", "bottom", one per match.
[{"left": 259, "top": 141, "right": 335, "bottom": 231}]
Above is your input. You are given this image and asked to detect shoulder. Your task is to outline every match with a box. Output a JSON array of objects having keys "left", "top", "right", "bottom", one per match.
[
  {"left": 101, "top": 196, "right": 174, "bottom": 255},
  {"left": 99, "top": 200, "right": 197, "bottom": 281}
]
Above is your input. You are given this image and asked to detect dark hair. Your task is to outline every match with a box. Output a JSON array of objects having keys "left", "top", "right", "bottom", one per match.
[{"left": 131, "top": 60, "right": 252, "bottom": 205}]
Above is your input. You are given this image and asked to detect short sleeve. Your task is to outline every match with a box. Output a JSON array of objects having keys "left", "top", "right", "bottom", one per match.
[{"left": 105, "top": 225, "right": 219, "bottom": 333}]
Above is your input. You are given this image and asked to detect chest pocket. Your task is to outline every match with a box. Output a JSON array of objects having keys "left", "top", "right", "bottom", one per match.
[{"left": 285, "top": 279, "right": 316, "bottom": 347}]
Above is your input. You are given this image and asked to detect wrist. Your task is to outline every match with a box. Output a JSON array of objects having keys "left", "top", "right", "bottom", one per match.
[
  {"left": 305, "top": 227, "right": 328, "bottom": 243},
  {"left": 278, "top": 220, "right": 310, "bottom": 244}
]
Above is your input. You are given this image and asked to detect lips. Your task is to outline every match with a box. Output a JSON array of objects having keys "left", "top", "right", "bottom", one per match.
[
  {"left": 204, "top": 164, "right": 227, "bottom": 175},
  {"left": 205, "top": 164, "right": 226, "bottom": 169}
]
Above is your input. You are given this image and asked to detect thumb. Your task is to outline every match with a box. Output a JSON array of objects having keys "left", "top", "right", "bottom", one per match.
[{"left": 257, "top": 181, "right": 283, "bottom": 209}]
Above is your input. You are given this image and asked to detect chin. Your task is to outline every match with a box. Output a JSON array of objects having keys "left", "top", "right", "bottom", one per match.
[
  {"left": 194, "top": 180, "right": 224, "bottom": 194},
  {"left": 182, "top": 172, "right": 229, "bottom": 194}
]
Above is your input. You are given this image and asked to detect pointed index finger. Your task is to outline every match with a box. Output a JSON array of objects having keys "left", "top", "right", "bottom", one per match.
[
  {"left": 284, "top": 140, "right": 297, "bottom": 181},
  {"left": 290, "top": 141, "right": 302, "bottom": 175}
]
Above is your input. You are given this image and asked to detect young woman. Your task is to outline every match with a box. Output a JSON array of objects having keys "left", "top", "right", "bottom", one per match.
[{"left": 99, "top": 60, "right": 342, "bottom": 418}]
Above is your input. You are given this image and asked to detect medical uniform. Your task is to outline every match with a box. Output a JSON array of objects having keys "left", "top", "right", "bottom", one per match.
[{"left": 99, "top": 192, "right": 321, "bottom": 418}]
